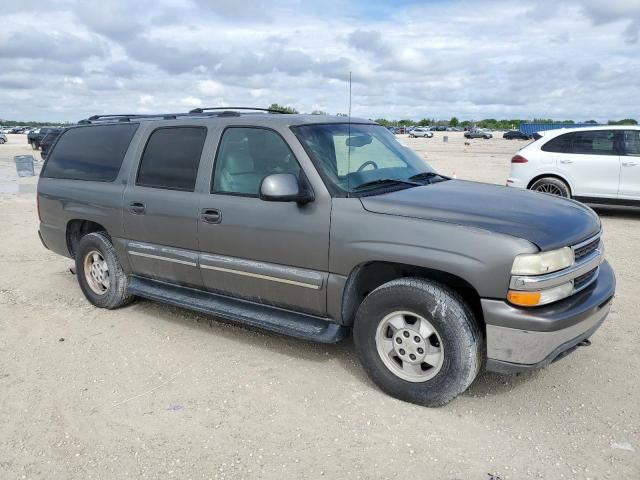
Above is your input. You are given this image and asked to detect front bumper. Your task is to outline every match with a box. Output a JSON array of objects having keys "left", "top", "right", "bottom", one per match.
[{"left": 484, "top": 260, "right": 615, "bottom": 374}]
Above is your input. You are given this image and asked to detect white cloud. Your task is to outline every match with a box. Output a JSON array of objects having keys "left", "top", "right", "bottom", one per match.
[{"left": 0, "top": 0, "right": 638, "bottom": 122}]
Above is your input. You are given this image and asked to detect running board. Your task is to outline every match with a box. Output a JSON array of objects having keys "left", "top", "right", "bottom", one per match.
[{"left": 127, "top": 276, "right": 348, "bottom": 343}]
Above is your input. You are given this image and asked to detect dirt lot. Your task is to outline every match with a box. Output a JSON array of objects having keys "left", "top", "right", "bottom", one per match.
[{"left": 1, "top": 132, "right": 638, "bottom": 479}]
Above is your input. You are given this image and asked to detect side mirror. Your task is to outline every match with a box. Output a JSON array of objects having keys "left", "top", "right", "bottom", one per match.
[{"left": 259, "top": 173, "right": 314, "bottom": 204}]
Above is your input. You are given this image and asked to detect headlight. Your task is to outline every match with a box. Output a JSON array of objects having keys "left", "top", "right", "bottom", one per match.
[{"left": 511, "top": 247, "right": 574, "bottom": 275}]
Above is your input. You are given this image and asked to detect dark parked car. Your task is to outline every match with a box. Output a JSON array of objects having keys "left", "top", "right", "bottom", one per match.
[
  {"left": 503, "top": 130, "right": 531, "bottom": 140},
  {"left": 29, "top": 127, "right": 62, "bottom": 150},
  {"left": 40, "top": 130, "right": 64, "bottom": 160},
  {"left": 37, "top": 108, "right": 614, "bottom": 407}
]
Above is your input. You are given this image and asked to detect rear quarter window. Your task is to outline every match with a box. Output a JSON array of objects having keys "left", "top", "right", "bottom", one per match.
[
  {"left": 541, "top": 133, "right": 572, "bottom": 153},
  {"left": 42, "top": 123, "right": 139, "bottom": 182}
]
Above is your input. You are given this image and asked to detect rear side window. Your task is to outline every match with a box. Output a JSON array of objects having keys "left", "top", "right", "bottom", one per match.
[
  {"left": 542, "top": 130, "right": 616, "bottom": 155},
  {"left": 623, "top": 131, "right": 640, "bottom": 156},
  {"left": 42, "top": 124, "right": 138, "bottom": 181},
  {"left": 137, "top": 127, "right": 207, "bottom": 191},
  {"left": 571, "top": 131, "right": 615, "bottom": 155}
]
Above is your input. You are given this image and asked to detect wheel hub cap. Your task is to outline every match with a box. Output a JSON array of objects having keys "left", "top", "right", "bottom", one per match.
[
  {"left": 375, "top": 311, "right": 444, "bottom": 382},
  {"left": 84, "top": 250, "right": 110, "bottom": 295}
]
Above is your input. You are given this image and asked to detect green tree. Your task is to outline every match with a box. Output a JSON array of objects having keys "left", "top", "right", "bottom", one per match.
[
  {"left": 267, "top": 103, "right": 298, "bottom": 114},
  {"left": 608, "top": 118, "right": 638, "bottom": 125},
  {"left": 374, "top": 118, "right": 391, "bottom": 126},
  {"left": 449, "top": 116, "right": 459, "bottom": 127}
]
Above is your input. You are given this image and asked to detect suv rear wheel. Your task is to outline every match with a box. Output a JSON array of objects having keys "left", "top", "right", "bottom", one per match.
[
  {"left": 353, "top": 278, "right": 482, "bottom": 407},
  {"left": 530, "top": 177, "right": 570, "bottom": 198},
  {"left": 75, "top": 232, "right": 133, "bottom": 309}
]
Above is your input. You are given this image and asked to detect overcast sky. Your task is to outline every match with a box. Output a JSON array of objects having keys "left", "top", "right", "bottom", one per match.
[{"left": 1, "top": 0, "right": 639, "bottom": 122}]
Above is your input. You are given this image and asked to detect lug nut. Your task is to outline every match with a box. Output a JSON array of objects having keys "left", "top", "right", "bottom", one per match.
[
  {"left": 414, "top": 336, "right": 421, "bottom": 343},
  {"left": 403, "top": 331, "right": 410, "bottom": 338},
  {"left": 409, "top": 354, "right": 416, "bottom": 360},
  {"left": 399, "top": 349, "right": 406, "bottom": 355},
  {"left": 396, "top": 338, "right": 402, "bottom": 344},
  {"left": 417, "top": 348, "right": 424, "bottom": 354}
]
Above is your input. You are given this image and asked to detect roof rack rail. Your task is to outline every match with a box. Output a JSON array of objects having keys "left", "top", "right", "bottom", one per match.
[
  {"left": 188, "top": 107, "right": 288, "bottom": 114},
  {"left": 78, "top": 107, "right": 288, "bottom": 124}
]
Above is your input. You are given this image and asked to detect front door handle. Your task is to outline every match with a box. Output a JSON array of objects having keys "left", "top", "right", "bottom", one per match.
[
  {"left": 128, "top": 201, "right": 146, "bottom": 215},
  {"left": 559, "top": 159, "right": 574, "bottom": 164},
  {"left": 622, "top": 161, "right": 638, "bottom": 167},
  {"left": 200, "top": 208, "right": 221, "bottom": 224}
]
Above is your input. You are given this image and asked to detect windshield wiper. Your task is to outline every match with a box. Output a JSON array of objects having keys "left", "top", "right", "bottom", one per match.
[
  {"left": 408, "top": 171, "right": 449, "bottom": 183},
  {"left": 353, "top": 178, "right": 421, "bottom": 191}
]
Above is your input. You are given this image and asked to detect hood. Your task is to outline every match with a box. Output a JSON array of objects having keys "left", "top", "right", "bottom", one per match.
[{"left": 360, "top": 180, "right": 600, "bottom": 251}]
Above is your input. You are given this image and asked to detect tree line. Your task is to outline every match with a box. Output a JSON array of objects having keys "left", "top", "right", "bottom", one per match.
[{"left": 266, "top": 105, "right": 638, "bottom": 129}]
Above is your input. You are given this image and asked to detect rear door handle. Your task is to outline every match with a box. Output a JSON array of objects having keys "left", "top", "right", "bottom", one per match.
[
  {"left": 622, "top": 161, "right": 638, "bottom": 167},
  {"left": 559, "top": 159, "right": 574, "bottom": 164},
  {"left": 128, "top": 201, "right": 146, "bottom": 215},
  {"left": 200, "top": 208, "right": 221, "bottom": 224}
]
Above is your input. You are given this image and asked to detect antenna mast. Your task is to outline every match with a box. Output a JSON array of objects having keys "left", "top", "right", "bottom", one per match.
[{"left": 347, "top": 71, "right": 352, "bottom": 194}]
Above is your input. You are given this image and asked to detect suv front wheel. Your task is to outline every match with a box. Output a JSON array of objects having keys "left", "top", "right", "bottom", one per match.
[
  {"left": 354, "top": 278, "right": 482, "bottom": 407},
  {"left": 75, "top": 232, "right": 133, "bottom": 309}
]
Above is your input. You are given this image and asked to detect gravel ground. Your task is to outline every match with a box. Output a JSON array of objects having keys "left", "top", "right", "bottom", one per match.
[{"left": 0, "top": 132, "right": 638, "bottom": 479}]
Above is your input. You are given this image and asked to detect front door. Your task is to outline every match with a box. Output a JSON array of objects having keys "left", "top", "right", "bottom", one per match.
[
  {"left": 123, "top": 126, "right": 208, "bottom": 287},
  {"left": 197, "top": 126, "right": 330, "bottom": 315},
  {"left": 619, "top": 130, "right": 640, "bottom": 200}
]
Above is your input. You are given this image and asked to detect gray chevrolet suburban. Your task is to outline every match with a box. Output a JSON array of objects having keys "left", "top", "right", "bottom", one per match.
[{"left": 37, "top": 108, "right": 615, "bottom": 406}]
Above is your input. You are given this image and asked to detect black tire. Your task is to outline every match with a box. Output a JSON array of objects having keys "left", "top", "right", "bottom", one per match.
[
  {"left": 353, "top": 278, "right": 482, "bottom": 407},
  {"left": 530, "top": 177, "right": 571, "bottom": 198},
  {"left": 75, "top": 232, "right": 133, "bottom": 309}
]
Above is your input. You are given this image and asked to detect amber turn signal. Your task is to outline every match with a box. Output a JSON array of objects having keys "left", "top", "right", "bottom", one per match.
[{"left": 507, "top": 290, "right": 541, "bottom": 307}]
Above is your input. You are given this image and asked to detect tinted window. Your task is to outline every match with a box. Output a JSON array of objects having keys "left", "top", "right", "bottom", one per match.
[
  {"left": 541, "top": 133, "right": 572, "bottom": 153},
  {"left": 212, "top": 128, "right": 300, "bottom": 196},
  {"left": 42, "top": 124, "right": 138, "bottom": 181},
  {"left": 623, "top": 130, "right": 640, "bottom": 156},
  {"left": 571, "top": 130, "right": 615, "bottom": 155},
  {"left": 137, "top": 127, "right": 207, "bottom": 191},
  {"left": 542, "top": 130, "right": 616, "bottom": 155}
]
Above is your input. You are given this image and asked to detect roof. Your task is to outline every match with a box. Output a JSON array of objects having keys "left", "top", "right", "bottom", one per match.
[
  {"left": 535, "top": 124, "right": 640, "bottom": 139},
  {"left": 518, "top": 122, "right": 640, "bottom": 135},
  {"left": 76, "top": 109, "right": 375, "bottom": 128}
]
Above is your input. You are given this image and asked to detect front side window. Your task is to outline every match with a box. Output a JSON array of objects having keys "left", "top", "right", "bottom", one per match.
[
  {"left": 293, "top": 123, "right": 438, "bottom": 194},
  {"left": 42, "top": 123, "right": 138, "bottom": 182},
  {"left": 137, "top": 127, "right": 207, "bottom": 191},
  {"left": 212, "top": 127, "right": 300, "bottom": 196},
  {"left": 623, "top": 130, "right": 640, "bottom": 156}
]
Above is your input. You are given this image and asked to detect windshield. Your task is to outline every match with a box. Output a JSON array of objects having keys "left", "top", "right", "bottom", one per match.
[{"left": 293, "top": 123, "right": 438, "bottom": 194}]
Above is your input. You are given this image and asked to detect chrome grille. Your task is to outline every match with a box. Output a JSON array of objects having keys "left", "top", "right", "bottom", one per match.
[
  {"left": 573, "top": 268, "right": 598, "bottom": 291},
  {"left": 574, "top": 238, "right": 600, "bottom": 262}
]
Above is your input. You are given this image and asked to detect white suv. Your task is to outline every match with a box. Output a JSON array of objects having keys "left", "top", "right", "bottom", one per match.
[{"left": 507, "top": 126, "right": 640, "bottom": 204}]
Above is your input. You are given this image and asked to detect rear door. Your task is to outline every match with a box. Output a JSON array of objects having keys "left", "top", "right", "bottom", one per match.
[
  {"left": 123, "top": 125, "right": 208, "bottom": 287},
  {"left": 197, "top": 126, "right": 331, "bottom": 315},
  {"left": 550, "top": 130, "right": 620, "bottom": 199},
  {"left": 619, "top": 130, "right": 640, "bottom": 201}
]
